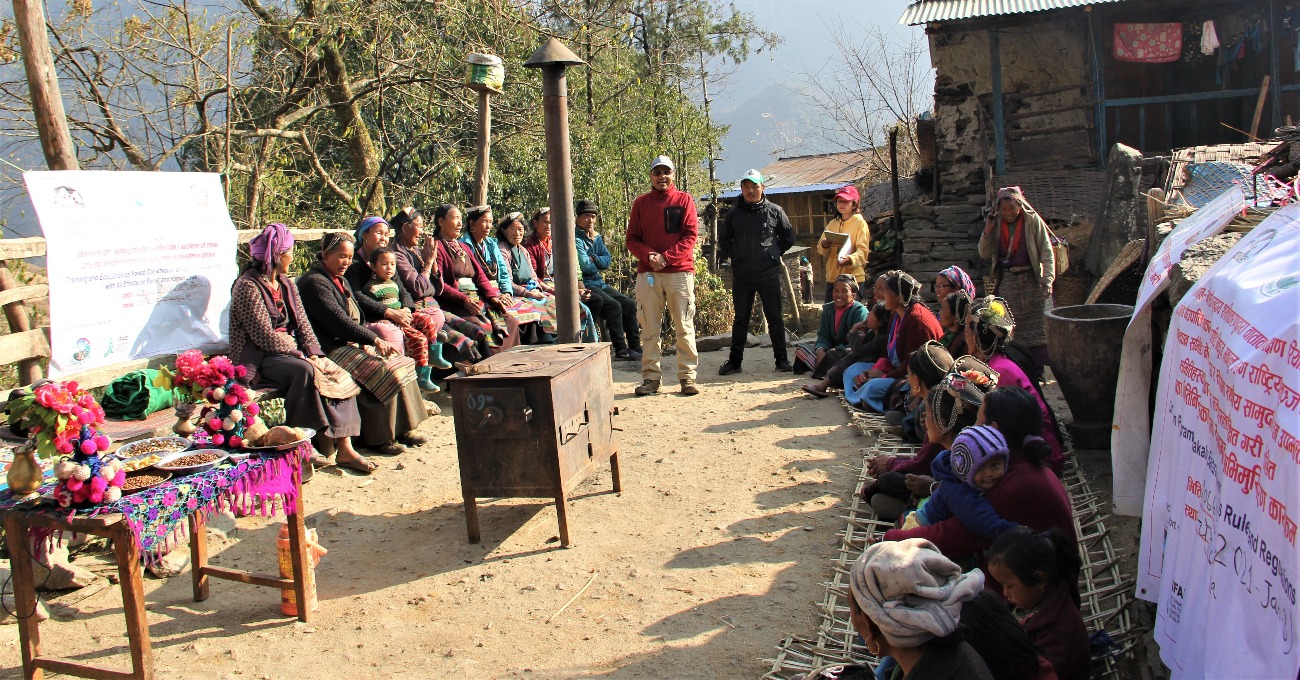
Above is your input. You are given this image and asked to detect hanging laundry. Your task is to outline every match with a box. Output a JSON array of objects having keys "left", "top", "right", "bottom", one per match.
[
  {"left": 1201, "top": 20, "right": 1220, "bottom": 54},
  {"left": 1114, "top": 23, "right": 1184, "bottom": 63}
]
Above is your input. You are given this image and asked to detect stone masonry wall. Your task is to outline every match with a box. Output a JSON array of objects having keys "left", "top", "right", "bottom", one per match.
[
  {"left": 930, "top": 19, "right": 1091, "bottom": 197},
  {"left": 898, "top": 201, "right": 988, "bottom": 302}
]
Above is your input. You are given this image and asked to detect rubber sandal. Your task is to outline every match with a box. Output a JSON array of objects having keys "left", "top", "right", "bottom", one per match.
[
  {"left": 801, "top": 384, "right": 830, "bottom": 399},
  {"left": 309, "top": 453, "right": 332, "bottom": 468},
  {"left": 335, "top": 455, "right": 377, "bottom": 475}
]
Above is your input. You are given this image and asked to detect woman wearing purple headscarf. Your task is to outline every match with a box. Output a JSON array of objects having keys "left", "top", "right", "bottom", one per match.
[{"left": 229, "top": 224, "right": 375, "bottom": 474}]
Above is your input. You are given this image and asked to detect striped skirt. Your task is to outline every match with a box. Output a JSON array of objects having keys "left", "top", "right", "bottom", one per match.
[
  {"left": 996, "top": 271, "right": 1052, "bottom": 348},
  {"left": 327, "top": 345, "right": 417, "bottom": 403}
]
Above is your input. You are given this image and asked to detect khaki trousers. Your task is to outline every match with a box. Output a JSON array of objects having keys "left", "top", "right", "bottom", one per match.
[{"left": 635, "top": 271, "right": 698, "bottom": 382}]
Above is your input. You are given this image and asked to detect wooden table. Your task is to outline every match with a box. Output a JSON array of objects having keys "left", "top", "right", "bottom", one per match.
[{"left": 2, "top": 460, "right": 310, "bottom": 680}]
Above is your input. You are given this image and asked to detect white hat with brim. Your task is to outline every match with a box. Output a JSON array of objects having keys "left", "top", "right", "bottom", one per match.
[
  {"left": 740, "top": 169, "right": 764, "bottom": 185},
  {"left": 650, "top": 155, "right": 675, "bottom": 172}
]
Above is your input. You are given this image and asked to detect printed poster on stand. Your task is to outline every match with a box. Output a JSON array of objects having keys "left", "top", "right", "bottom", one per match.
[{"left": 24, "top": 172, "right": 236, "bottom": 378}]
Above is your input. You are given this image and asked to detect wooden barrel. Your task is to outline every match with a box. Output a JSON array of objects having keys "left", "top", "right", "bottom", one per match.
[{"left": 1044, "top": 303, "right": 1133, "bottom": 448}]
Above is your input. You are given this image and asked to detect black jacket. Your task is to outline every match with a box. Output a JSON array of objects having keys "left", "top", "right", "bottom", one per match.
[
  {"left": 296, "top": 264, "right": 380, "bottom": 355},
  {"left": 718, "top": 198, "right": 796, "bottom": 279}
]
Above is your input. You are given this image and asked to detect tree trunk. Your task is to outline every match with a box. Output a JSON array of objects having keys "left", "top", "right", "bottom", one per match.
[{"left": 319, "top": 40, "right": 385, "bottom": 215}]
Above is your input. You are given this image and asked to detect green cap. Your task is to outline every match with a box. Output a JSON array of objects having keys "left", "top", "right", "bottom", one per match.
[{"left": 740, "top": 168, "right": 764, "bottom": 185}]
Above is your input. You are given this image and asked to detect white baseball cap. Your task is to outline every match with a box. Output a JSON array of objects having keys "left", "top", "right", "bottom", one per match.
[{"left": 649, "top": 155, "right": 675, "bottom": 172}]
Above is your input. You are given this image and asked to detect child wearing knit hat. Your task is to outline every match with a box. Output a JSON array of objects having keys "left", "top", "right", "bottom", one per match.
[{"left": 904, "top": 424, "right": 1018, "bottom": 540}]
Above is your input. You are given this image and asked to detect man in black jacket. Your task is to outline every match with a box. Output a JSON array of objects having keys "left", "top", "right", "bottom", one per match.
[{"left": 717, "top": 169, "right": 796, "bottom": 374}]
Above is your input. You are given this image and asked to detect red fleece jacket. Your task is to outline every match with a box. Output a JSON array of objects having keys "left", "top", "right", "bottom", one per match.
[{"left": 626, "top": 185, "right": 698, "bottom": 273}]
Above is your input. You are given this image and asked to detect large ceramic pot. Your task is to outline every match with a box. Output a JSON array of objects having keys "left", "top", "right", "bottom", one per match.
[{"left": 1044, "top": 303, "right": 1135, "bottom": 448}]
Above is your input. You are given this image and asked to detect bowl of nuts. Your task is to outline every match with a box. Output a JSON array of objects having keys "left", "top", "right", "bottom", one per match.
[
  {"left": 153, "top": 449, "right": 228, "bottom": 476},
  {"left": 116, "top": 436, "right": 192, "bottom": 460},
  {"left": 122, "top": 472, "right": 172, "bottom": 495}
]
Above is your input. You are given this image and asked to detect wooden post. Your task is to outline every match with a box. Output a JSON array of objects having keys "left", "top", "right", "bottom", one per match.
[
  {"left": 13, "top": 0, "right": 78, "bottom": 171},
  {"left": 472, "top": 89, "right": 492, "bottom": 207},
  {"left": 11, "top": 0, "right": 75, "bottom": 387},
  {"left": 1250, "top": 75, "right": 1271, "bottom": 140},
  {"left": 889, "top": 128, "right": 901, "bottom": 235},
  {"left": 779, "top": 262, "right": 802, "bottom": 335},
  {"left": 988, "top": 28, "right": 1007, "bottom": 175}
]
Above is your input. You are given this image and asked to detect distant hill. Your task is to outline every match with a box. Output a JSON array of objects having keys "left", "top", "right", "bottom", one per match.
[{"left": 713, "top": 82, "right": 838, "bottom": 185}]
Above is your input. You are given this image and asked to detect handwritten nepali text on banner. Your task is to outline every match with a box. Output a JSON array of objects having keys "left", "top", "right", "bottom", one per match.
[{"left": 1138, "top": 204, "right": 1300, "bottom": 678}]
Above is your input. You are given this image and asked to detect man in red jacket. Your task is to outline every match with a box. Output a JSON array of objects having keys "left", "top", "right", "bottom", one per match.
[{"left": 627, "top": 155, "right": 700, "bottom": 396}]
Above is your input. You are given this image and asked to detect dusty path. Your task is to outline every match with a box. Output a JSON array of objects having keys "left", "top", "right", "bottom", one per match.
[{"left": 1, "top": 349, "right": 864, "bottom": 679}]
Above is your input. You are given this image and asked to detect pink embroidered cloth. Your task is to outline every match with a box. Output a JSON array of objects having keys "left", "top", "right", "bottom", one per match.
[{"left": 1114, "top": 23, "right": 1183, "bottom": 63}]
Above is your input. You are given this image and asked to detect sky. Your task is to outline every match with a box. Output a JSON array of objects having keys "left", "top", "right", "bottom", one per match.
[{"left": 709, "top": 0, "right": 927, "bottom": 182}]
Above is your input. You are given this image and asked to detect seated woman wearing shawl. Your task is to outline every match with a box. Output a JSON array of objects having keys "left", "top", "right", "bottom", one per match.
[
  {"left": 228, "top": 224, "right": 373, "bottom": 474},
  {"left": 389, "top": 207, "right": 493, "bottom": 363},
  {"left": 791, "top": 275, "right": 868, "bottom": 377},
  {"left": 297, "top": 232, "right": 429, "bottom": 456},
  {"left": 842, "top": 270, "right": 943, "bottom": 412},
  {"left": 342, "top": 216, "right": 411, "bottom": 352},
  {"left": 430, "top": 204, "right": 515, "bottom": 352},
  {"left": 496, "top": 211, "right": 599, "bottom": 342},
  {"left": 460, "top": 205, "right": 551, "bottom": 345}
]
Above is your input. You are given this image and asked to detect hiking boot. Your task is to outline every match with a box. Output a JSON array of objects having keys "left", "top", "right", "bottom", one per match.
[
  {"left": 718, "top": 360, "right": 742, "bottom": 376},
  {"left": 634, "top": 379, "right": 660, "bottom": 396},
  {"left": 680, "top": 379, "right": 700, "bottom": 396},
  {"left": 775, "top": 358, "right": 793, "bottom": 372}
]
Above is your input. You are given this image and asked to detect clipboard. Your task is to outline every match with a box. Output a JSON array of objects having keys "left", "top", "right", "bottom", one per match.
[{"left": 824, "top": 231, "right": 854, "bottom": 260}]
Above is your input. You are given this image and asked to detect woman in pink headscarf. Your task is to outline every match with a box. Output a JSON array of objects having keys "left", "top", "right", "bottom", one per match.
[{"left": 229, "top": 223, "right": 374, "bottom": 474}]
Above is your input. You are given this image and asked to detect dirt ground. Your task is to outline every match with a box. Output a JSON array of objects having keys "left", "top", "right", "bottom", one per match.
[{"left": 1, "top": 347, "right": 866, "bottom": 679}]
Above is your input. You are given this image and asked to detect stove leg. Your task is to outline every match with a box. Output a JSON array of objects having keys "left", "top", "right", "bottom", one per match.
[
  {"left": 464, "top": 494, "right": 481, "bottom": 544},
  {"left": 610, "top": 451, "right": 622, "bottom": 493},
  {"left": 555, "top": 491, "right": 571, "bottom": 547}
]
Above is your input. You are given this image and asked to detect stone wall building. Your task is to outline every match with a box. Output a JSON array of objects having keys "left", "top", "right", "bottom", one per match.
[{"left": 896, "top": 0, "right": 1294, "bottom": 300}]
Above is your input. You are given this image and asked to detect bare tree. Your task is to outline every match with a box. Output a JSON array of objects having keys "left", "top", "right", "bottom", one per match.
[{"left": 799, "top": 22, "right": 932, "bottom": 175}]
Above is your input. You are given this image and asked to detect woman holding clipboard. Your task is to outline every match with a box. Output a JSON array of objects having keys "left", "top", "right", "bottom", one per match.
[{"left": 815, "top": 185, "right": 871, "bottom": 302}]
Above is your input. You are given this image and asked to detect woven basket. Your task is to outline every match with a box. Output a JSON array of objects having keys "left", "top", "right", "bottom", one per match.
[{"left": 1053, "top": 273, "right": 1092, "bottom": 307}]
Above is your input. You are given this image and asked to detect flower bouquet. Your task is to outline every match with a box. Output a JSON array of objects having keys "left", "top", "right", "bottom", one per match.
[
  {"left": 7, "top": 380, "right": 125, "bottom": 506},
  {"left": 189, "top": 354, "right": 265, "bottom": 448}
]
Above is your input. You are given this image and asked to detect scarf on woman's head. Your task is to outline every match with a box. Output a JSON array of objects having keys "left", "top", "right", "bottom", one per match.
[
  {"left": 354, "top": 215, "right": 388, "bottom": 245},
  {"left": 885, "top": 270, "right": 922, "bottom": 307},
  {"left": 249, "top": 223, "right": 294, "bottom": 276},
  {"left": 938, "top": 265, "right": 976, "bottom": 301},
  {"left": 849, "top": 538, "right": 985, "bottom": 648}
]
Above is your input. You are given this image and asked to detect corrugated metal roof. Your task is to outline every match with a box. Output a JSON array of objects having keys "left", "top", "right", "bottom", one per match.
[
  {"left": 718, "top": 182, "right": 844, "bottom": 200},
  {"left": 899, "top": 0, "right": 1127, "bottom": 25},
  {"left": 720, "top": 149, "right": 880, "bottom": 199}
]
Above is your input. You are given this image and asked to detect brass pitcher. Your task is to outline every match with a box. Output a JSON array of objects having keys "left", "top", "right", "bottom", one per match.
[
  {"left": 6, "top": 442, "right": 43, "bottom": 499},
  {"left": 173, "top": 401, "right": 197, "bottom": 437}
]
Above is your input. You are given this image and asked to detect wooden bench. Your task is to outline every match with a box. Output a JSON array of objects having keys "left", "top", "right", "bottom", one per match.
[{"left": 0, "top": 229, "right": 339, "bottom": 444}]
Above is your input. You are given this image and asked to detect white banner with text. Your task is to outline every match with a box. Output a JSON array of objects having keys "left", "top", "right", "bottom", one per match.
[{"left": 25, "top": 172, "right": 235, "bottom": 378}]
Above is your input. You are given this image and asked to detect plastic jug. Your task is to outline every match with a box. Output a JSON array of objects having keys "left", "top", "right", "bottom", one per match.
[{"left": 277, "top": 524, "right": 327, "bottom": 616}]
